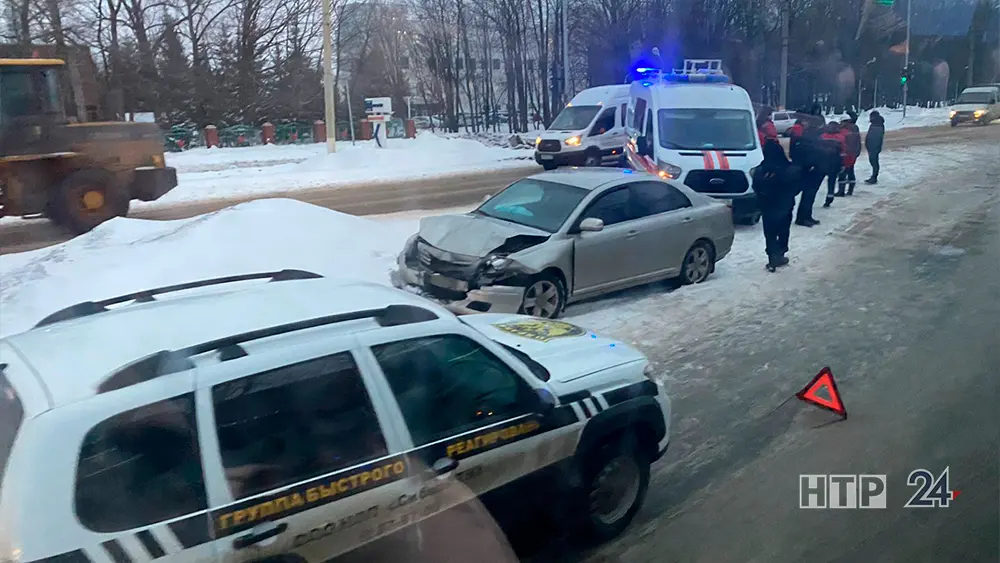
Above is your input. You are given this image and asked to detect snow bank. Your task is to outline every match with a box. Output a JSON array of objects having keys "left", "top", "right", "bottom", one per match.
[
  {"left": 154, "top": 132, "right": 532, "bottom": 207},
  {"left": 826, "top": 106, "right": 950, "bottom": 132},
  {"left": 0, "top": 199, "right": 420, "bottom": 337}
]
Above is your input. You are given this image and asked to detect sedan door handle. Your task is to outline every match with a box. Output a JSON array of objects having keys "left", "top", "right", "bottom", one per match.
[
  {"left": 233, "top": 523, "right": 287, "bottom": 549},
  {"left": 626, "top": 230, "right": 640, "bottom": 238},
  {"left": 682, "top": 217, "right": 693, "bottom": 222}
]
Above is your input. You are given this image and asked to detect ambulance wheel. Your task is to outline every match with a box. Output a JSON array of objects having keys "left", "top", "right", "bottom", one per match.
[
  {"left": 579, "top": 438, "right": 650, "bottom": 542},
  {"left": 542, "top": 161, "right": 558, "bottom": 171},
  {"left": 583, "top": 150, "right": 602, "bottom": 167}
]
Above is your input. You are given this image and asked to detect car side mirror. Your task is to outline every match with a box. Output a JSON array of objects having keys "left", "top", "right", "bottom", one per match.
[
  {"left": 534, "top": 387, "right": 557, "bottom": 416},
  {"left": 579, "top": 217, "right": 604, "bottom": 232},
  {"left": 432, "top": 456, "right": 459, "bottom": 475}
]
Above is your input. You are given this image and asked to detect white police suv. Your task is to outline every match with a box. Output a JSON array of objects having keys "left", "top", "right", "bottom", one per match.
[{"left": 0, "top": 270, "right": 671, "bottom": 563}]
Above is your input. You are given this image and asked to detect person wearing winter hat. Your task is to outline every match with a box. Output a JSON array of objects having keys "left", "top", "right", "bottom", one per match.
[
  {"left": 837, "top": 117, "right": 862, "bottom": 196},
  {"left": 819, "top": 122, "right": 847, "bottom": 208},
  {"left": 865, "top": 111, "right": 886, "bottom": 184}
]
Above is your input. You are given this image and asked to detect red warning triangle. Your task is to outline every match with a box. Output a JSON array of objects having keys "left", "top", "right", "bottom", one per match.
[{"left": 795, "top": 367, "right": 847, "bottom": 418}]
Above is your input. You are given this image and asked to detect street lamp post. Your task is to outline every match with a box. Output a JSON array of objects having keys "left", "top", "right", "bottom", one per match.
[
  {"left": 321, "top": 0, "right": 337, "bottom": 153},
  {"left": 902, "top": 0, "right": 911, "bottom": 118}
]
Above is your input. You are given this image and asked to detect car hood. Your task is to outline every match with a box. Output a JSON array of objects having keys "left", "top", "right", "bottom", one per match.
[
  {"left": 418, "top": 214, "right": 551, "bottom": 257},
  {"left": 461, "top": 314, "right": 647, "bottom": 383},
  {"left": 951, "top": 103, "right": 988, "bottom": 112}
]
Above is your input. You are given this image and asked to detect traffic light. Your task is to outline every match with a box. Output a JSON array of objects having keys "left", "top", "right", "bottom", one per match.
[{"left": 900, "top": 62, "right": 915, "bottom": 86}]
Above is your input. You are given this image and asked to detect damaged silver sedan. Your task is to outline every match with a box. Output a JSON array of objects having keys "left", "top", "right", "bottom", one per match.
[{"left": 395, "top": 169, "right": 735, "bottom": 318}]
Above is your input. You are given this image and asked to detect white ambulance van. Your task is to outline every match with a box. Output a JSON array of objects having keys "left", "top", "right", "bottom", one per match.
[
  {"left": 625, "top": 60, "right": 764, "bottom": 224},
  {"left": 534, "top": 84, "right": 631, "bottom": 170}
]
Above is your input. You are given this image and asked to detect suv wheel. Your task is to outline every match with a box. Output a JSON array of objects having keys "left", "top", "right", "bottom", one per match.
[
  {"left": 583, "top": 150, "right": 602, "bottom": 167},
  {"left": 680, "top": 241, "right": 715, "bottom": 284},
  {"left": 579, "top": 439, "right": 650, "bottom": 542},
  {"left": 519, "top": 274, "right": 565, "bottom": 318}
]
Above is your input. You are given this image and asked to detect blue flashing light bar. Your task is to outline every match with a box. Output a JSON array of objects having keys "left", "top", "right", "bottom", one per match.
[{"left": 661, "top": 73, "right": 730, "bottom": 84}]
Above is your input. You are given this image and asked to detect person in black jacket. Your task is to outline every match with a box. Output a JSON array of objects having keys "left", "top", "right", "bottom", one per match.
[
  {"left": 753, "top": 138, "right": 800, "bottom": 270},
  {"left": 789, "top": 118, "right": 824, "bottom": 227},
  {"left": 865, "top": 111, "right": 886, "bottom": 184}
]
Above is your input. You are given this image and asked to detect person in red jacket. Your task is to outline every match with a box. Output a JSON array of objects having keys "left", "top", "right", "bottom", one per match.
[
  {"left": 837, "top": 117, "right": 862, "bottom": 196},
  {"left": 756, "top": 107, "right": 779, "bottom": 147},
  {"left": 819, "top": 122, "right": 847, "bottom": 208}
]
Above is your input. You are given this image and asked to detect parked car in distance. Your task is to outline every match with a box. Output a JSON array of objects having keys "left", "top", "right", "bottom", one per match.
[
  {"left": 772, "top": 111, "right": 796, "bottom": 135},
  {"left": 396, "top": 168, "right": 735, "bottom": 318}
]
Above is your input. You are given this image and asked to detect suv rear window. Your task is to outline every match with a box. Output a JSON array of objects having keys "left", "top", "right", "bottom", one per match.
[
  {"left": 0, "top": 367, "right": 23, "bottom": 486},
  {"left": 75, "top": 394, "right": 207, "bottom": 532}
]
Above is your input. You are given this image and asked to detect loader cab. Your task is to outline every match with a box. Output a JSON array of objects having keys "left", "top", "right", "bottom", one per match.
[
  {"left": 0, "top": 59, "right": 66, "bottom": 124},
  {"left": 0, "top": 59, "right": 69, "bottom": 156}
]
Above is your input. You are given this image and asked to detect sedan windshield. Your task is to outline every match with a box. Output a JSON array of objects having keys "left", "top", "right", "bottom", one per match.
[
  {"left": 549, "top": 105, "right": 601, "bottom": 130},
  {"left": 956, "top": 92, "right": 993, "bottom": 105},
  {"left": 658, "top": 108, "right": 756, "bottom": 150},
  {"left": 477, "top": 179, "right": 588, "bottom": 233}
]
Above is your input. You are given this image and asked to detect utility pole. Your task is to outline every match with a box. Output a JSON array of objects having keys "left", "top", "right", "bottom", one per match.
[
  {"left": 779, "top": 1, "right": 789, "bottom": 109},
  {"left": 321, "top": 0, "right": 337, "bottom": 153},
  {"left": 562, "top": 0, "right": 570, "bottom": 105},
  {"left": 902, "top": 0, "right": 911, "bottom": 118}
]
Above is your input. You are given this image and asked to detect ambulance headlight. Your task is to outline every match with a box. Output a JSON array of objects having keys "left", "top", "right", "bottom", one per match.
[
  {"left": 974, "top": 109, "right": 986, "bottom": 118},
  {"left": 949, "top": 110, "right": 957, "bottom": 118},
  {"left": 564, "top": 136, "right": 582, "bottom": 146},
  {"left": 535, "top": 136, "right": 542, "bottom": 146},
  {"left": 656, "top": 162, "right": 683, "bottom": 180}
]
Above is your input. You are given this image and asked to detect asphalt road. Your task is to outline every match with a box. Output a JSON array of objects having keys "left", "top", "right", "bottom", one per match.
[
  {"left": 556, "top": 129, "right": 1000, "bottom": 562},
  {"left": 0, "top": 122, "right": 997, "bottom": 255}
]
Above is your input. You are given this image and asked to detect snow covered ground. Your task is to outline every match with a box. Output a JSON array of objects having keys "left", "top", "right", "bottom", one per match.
[
  {"left": 152, "top": 131, "right": 532, "bottom": 207},
  {"left": 149, "top": 109, "right": 947, "bottom": 210},
  {"left": 0, "top": 141, "right": 986, "bottom": 340},
  {"left": 825, "top": 106, "right": 950, "bottom": 132}
]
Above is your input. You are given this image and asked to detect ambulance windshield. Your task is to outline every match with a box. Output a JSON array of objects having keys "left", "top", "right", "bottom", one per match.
[
  {"left": 657, "top": 108, "right": 756, "bottom": 150},
  {"left": 549, "top": 105, "right": 601, "bottom": 130}
]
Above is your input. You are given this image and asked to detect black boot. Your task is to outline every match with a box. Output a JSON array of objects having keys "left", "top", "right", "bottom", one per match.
[
  {"left": 864, "top": 178, "right": 877, "bottom": 185},
  {"left": 774, "top": 255, "right": 789, "bottom": 267},
  {"left": 823, "top": 197, "right": 833, "bottom": 208},
  {"left": 834, "top": 189, "right": 846, "bottom": 197}
]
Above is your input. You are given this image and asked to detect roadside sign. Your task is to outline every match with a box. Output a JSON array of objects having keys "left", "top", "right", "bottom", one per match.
[{"left": 365, "top": 97, "right": 393, "bottom": 115}]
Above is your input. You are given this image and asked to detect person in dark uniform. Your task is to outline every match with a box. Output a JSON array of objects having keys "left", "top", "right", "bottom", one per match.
[
  {"left": 865, "top": 111, "right": 886, "bottom": 184},
  {"left": 753, "top": 135, "right": 799, "bottom": 270},
  {"left": 789, "top": 117, "right": 823, "bottom": 227}
]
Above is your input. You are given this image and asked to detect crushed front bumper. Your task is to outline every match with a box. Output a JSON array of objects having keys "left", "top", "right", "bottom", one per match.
[{"left": 395, "top": 257, "right": 524, "bottom": 315}]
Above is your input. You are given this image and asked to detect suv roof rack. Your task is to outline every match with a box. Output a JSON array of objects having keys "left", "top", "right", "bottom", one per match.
[
  {"left": 34, "top": 269, "right": 322, "bottom": 329},
  {"left": 97, "top": 304, "right": 439, "bottom": 393}
]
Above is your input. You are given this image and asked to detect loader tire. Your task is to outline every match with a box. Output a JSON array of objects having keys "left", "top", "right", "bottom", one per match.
[{"left": 52, "top": 169, "right": 130, "bottom": 234}]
